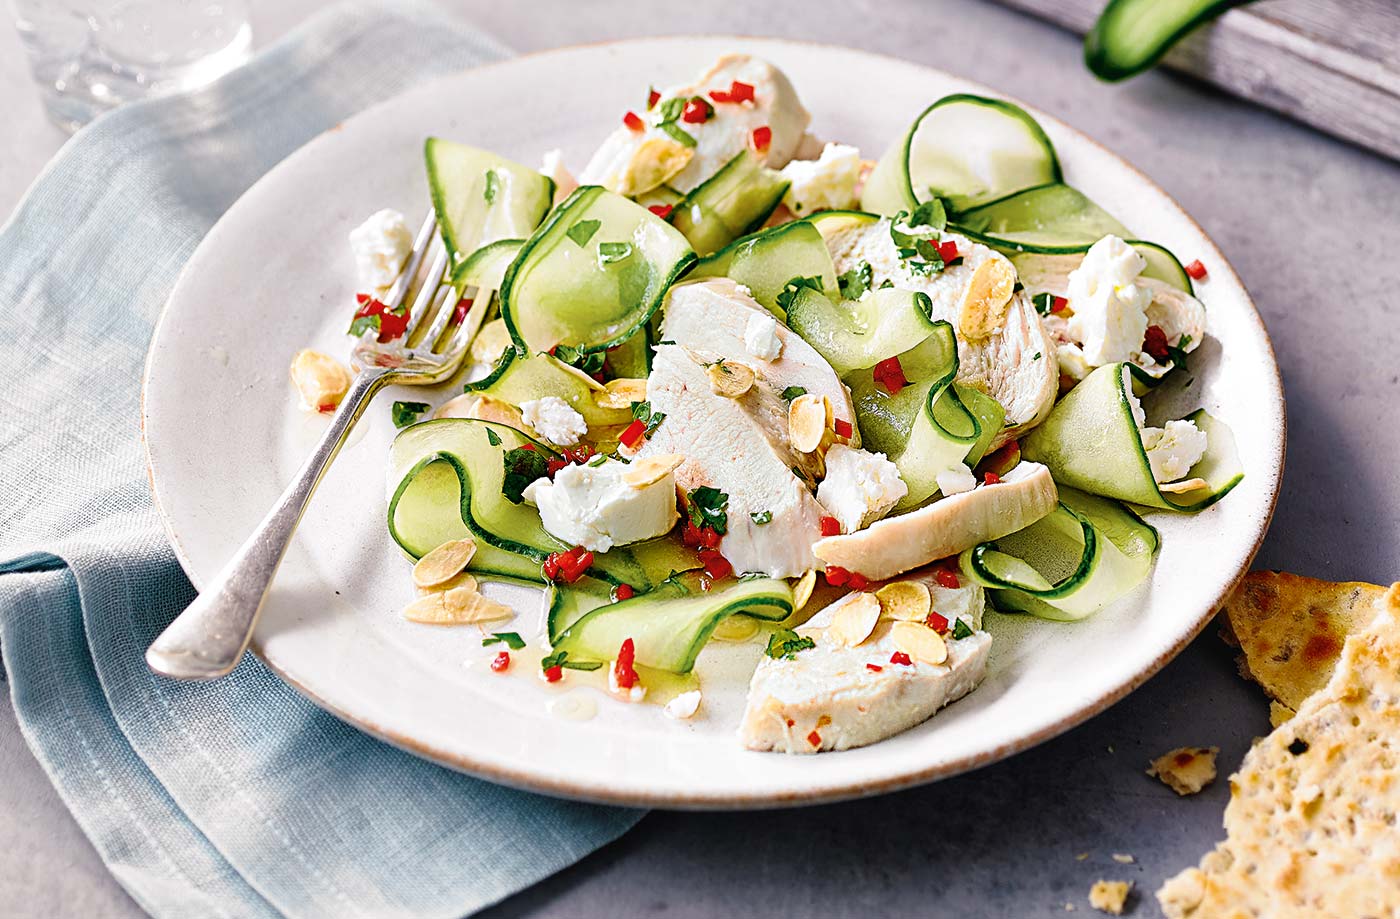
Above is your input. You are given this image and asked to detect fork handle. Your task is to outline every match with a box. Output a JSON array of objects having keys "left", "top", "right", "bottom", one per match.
[{"left": 146, "top": 365, "right": 393, "bottom": 680}]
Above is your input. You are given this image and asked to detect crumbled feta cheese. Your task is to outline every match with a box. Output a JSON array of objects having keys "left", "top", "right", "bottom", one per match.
[
  {"left": 1123, "top": 372, "right": 1208, "bottom": 483},
  {"left": 520, "top": 396, "right": 587, "bottom": 445},
  {"left": 779, "top": 142, "right": 863, "bottom": 215},
  {"left": 935, "top": 463, "right": 978, "bottom": 497},
  {"left": 744, "top": 311, "right": 783, "bottom": 361},
  {"left": 664, "top": 690, "right": 702, "bottom": 720},
  {"left": 1065, "top": 235, "right": 1152, "bottom": 367},
  {"left": 816, "top": 444, "right": 907, "bottom": 533},
  {"left": 522, "top": 459, "right": 678, "bottom": 552},
  {"left": 349, "top": 208, "right": 413, "bottom": 293},
  {"left": 608, "top": 664, "right": 648, "bottom": 702}
]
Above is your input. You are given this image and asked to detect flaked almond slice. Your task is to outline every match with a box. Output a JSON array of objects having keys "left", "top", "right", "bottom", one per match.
[
  {"left": 706, "top": 360, "right": 756, "bottom": 398},
  {"left": 469, "top": 318, "right": 512, "bottom": 365},
  {"left": 876, "top": 580, "right": 932, "bottom": 621},
  {"left": 594, "top": 377, "right": 649, "bottom": 409},
  {"left": 290, "top": 349, "right": 351, "bottom": 412},
  {"left": 828, "top": 592, "right": 881, "bottom": 648},
  {"left": 891, "top": 620, "right": 948, "bottom": 665},
  {"left": 957, "top": 257, "right": 1017, "bottom": 342},
  {"left": 792, "top": 569, "right": 818, "bottom": 612},
  {"left": 467, "top": 394, "right": 526, "bottom": 428},
  {"left": 415, "top": 571, "right": 477, "bottom": 597},
  {"left": 433, "top": 392, "right": 478, "bottom": 420},
  {"left": 789, "top": 393, "right": 829, "bottom": 453},
  {"left": 403, "top": 582, "right": 513, "bottom": 624},
  {"left": 1160, "top": 477, "right": 1209, "bottom": 494},
  {"left": 624, "top": 453, "right": 685, "bottom": 488},
  {"left": 412, "top": 538, "right": 478, "bottom": 588}
]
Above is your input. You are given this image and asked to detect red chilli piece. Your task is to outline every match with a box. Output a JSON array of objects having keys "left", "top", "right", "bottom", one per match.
[
  {"left": 819, "top": 516, "right": 842, "bottom": 537},
  {"left": 546, "top": 458, "right": 568, "bottom": 477},
  {"left": 937, "top": 240, "right": 959, "bottom": 262},
  {"left": 451, "top": 297, "right": 474, "bottom": 326},
  {"left": 1185, "top": 259, "right": 1208, "bottom": 280},
  {"left": 750, "top": 125, "right": 772, "bottom": 153},
  {"left": 648, "top": 204, "right": 674, "bottom": 220},
  {"left": 847, "top": 572, "right": 871, "bottom": 591},
  {"left": 698, "top": 549, "right": 732, "bottom": 581},
  {"left": 614, "top": 637, "right": 639, "bottom": 690},
  {"left": 1142, "top": 324, "right": 1171, "bottom": 363},
  {"left": 872, "top": 355, "right": 907, "bottom": 395},
  {"left": 711, "top": 80, "right": 756, "bottom": 104},
  {"left": 1051, "top": 296, "right": 1068, "bottom": 313},
  {"left": 681, "top": 519, "right": 703, "bottom": 547},
  {"left": 825, "top": 566, "right": 851, "bottom": 587},
  {"left": 983, "top": 471, "right": 1001, "bottom": 485},
  {"left": 681, "top": 97, "right": 712, "bottom": 124},
  {"left": 890, "top": 651, "right": 913, "bottom": 667},
  {"left": 807, "top": 730, "right": 822, "bottom": 748},
  {"left": 490, "top": 651, "right": 511, "bottom": 673},
  {"left": 935, "top": 567, "right": 961, "bottom": 590},
  {"left": 623, "top": 111, "right": 645, "bottom": 132},
  {"left": 613, "top": 583, "right": 635, "bottom": 602},
  {"left": 647, "top": 88, "right": 660, "bottom": 109},
  {"left": 316, "top": 402, "right": 337, "bottom": 414},
  {"left": 925, "top": 611, "right": 949, "bottom": 632},
  {"left": 544, "top": 665, "right": 564, "bottom": 683},
  {"left": 865, "top": 663, "right": 884, "bottom": 673},
  {"left": 353, "top": 295, "right": 410, "bottom": 343},
  {"left": 698, "top": 526, "right": 722, "bottom": 551},
  {"left": 619, "top": 419, "right": 647, "bottom": 448},
  {"left": 833, "top": 418, "right": 854, "bottom": 439}
]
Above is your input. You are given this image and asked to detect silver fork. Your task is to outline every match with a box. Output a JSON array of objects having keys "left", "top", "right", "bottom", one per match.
[{"left": 146, "top": 212, "right": 471, "bottom": 680}]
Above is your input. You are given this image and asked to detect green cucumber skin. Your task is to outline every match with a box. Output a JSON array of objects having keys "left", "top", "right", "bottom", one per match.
[
  {"left": 424, "top": 138, "right": 553, "bottom": 264},
  {"left": 1086, "top": 0, "right": 1255, "bottom": 82}
]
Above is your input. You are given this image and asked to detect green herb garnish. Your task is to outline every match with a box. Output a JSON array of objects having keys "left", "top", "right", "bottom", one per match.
[
  {"left": 482, "top": 632, "right": 526, "bottom": 650},
  {"left": 951, "top": 619, "right": 974, "bottom": 641},
  {"left": 566, "top": 219, "right": 601, "bottom": 247},
  {"left": 1033, "top": 352, "right": 1042, "bottom": 361},
  {"left": 598, "top": 241, "right": 633, "bottom": 265},
  {"left": 631, "top": 400, "right": 666, "bottom": 436},
  {"left": 775, "top": 275, "right": 825, "bottom": 314},
  {"left": 659, "top": 122, "right": 697, "bottom": 147},
  {"left": 837, "top": 261, "right": 873, "bottom": 300},
  {"left": 483, "top": 168, "right": 499, "bottom": 204},
  {"left": 540, "top": 649, "right": 604, "bottom": 672},
  {"left": 486, "top": 428, "right": 502, "bottom": 447},
  {"left": 1031, "top": 292, "right": 1056, "bottom": 316},
  {"left": 780, "top": 385, "right": 807, "bottom": 402},
  {"left": 391, "top": 401, "right": 430, "bottom": 428},
  {"left": 658, "top": 97, "right": 686, "bottom": 122},
  {"left": 587, "top": 453, "right": 608, "bottom": 467},
  {"left": 765, "top": 629, "right": 816, "bottom": 661},
  {"left": 751, "top": 510, "right": 773, "bottom": 525},
  {"left": 553, "top": 342, "right": 606, "bottom": 378},
  {"left": 1166, "top": 334, "right": 1192, "bottom": 371},
  {"left": 501, "top": 445, "right": 549, "bottom": 504},
  {"left": 348, "top": 313, "right": 380, "bottom": 337},
  {"left": 910, "top": 196, "right": 948, "bottom": 232},
  {"left": 686, "top": 486, "right": 730, "bottom": 535}
]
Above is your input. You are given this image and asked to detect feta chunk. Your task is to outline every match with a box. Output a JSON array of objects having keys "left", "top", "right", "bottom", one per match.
[
  {"left": 779, "top": 142, "right": 862, "bottom": 215},
  {"left": 519, "top": 396, "right": 587, "bottom": 446},
  {"left": 1065, "top": 235, "right": 1152, "bottom": 367},
  {"left": 743, "top": 311, "right": 783, "bottom": 361},
  {"left": 816, "top": 444, "right": 907, "bottom": 533},
  {"left": 935, "top": 463, "right": 978, "bottom": 497},
  {"left": 664, "top": 690, "right": 702, "bottom": 720},
  {"left": 1124, "top": 369, "right": 1209, "bottom": 483},
  {"left": 349, "top": 208, "right": 413, "bottom": 293},
  {"left": 522, "top": 459, "right": 678, "bottom": 553}
]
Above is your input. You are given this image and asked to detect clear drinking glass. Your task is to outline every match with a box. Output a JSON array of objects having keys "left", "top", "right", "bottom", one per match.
[{"left": 11, "top": 0, "right": 252, "bottom": 132}]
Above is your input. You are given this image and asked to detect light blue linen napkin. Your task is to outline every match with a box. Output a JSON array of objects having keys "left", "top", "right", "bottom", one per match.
[{"left": 0, "top": 4, "right": 640, "bottom": 917}]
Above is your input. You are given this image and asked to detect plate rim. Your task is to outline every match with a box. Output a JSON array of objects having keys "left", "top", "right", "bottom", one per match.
[{"left": 141, "top": 35, "right": 1286, "bottom": 809}]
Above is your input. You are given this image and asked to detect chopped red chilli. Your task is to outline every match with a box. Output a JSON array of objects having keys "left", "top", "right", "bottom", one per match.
[
  {"left": 681, "top": 97, "right": 712, "bottom": 124},
  {"left": 647, "top": 88, "right": 660, "bottom": 109},
  {"left": 544, "top": 546, "right": 593, "bottom": 584},
  {"left": 353, "top": 294, "right": 410, "bottom": 343},
  {"left": 890, "top": 651, "right": 913, "bottom": 666},
  {"left": 935, "top": 567, "right": 961, "bottom": 590},
  {"left": 926, "top": 611, "right": 949, "bottom": 632},
  {"left": 833, "top": 418, "right": 853, "bottom": 439},
  {"left": 619, "top": 419, "right": 647, "bottom": 448},
  {"left": 847, "top": 572, "right": 871, "bottom": 591},
  {"left": 983, "top": 471, "right": 1001, "bottom": 485},
  {"left": 697, "top": 549, "right": 732, "bottom": 581},
  {"left": 623, "top": 111, "right": 645, "bottom": 132},
  {"left": 750, "top": 125, "right": 772, "bottom": 153},
  {"left": 710, "top": 80, "right": 755, "bottom": 104},
  {"left": 1142, "top": 324, "right": 1171, "bottom": 362},
  {"left": 865, "top": 663, "right": 883, "bottom": 673},
  {"left": 490, "top": 651, "right": 511, "bottom": 673},
  {"left": 451, "top": 297, "right": 474, "bottom": 326},
  {"left": 820, "top": 516, "right": 842, "bottom": 537},
  {"left": 612, "top": 583, "right": 635, "bottom": 602},
  {"left": 825, "top": 566, "right": 851, "bottom": 587},
  {"left": 543, "top": 665, "right": 564, "bottom": 683},
  {"left": 648, "top": 204, "right": 673, "bottom": 219},
  {"left": 1185, "top": 259, "right": 1208, "bottom": 280},
  {"left": 614, "top": 638, "right": 639, "bottom": 690},
  {"left": 1051, "top": 296, "right": 1068, "bottom": 313},
  {"left": 317, "top": 402, "right": 337, "bottom": 414},
  {"left": 937, "top": 240, "right": 959, "bottom": 262},
  {"left": 872, "top": 355, "right": 907, "bottom": 395},
  {"left": 807, "top": 730, "right": 822, "bottom": 747}
]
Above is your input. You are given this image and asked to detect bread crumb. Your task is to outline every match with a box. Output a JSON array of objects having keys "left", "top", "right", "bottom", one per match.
[
  {"left": 1268, "top": 700, "right": 1293, "bottom": 727},
  {"left": 1089, "top": 879, "right": 1132, "bottom": 915},
  {"left": 1064, "top": 904, "right": 1075, "bottom": 912},
  {"left": 1111, "top": 853, "right": 1135, "bottom": 864},
  {"left": 1075, "top": 852, "right": 1089, "bottom": 861},
  {"left": 1147, "top": 746, "right": 1218, "bottom": 795}
]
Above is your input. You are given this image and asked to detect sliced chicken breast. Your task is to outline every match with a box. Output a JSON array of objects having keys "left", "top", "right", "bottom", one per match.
[
  {"left": 813, "top": 461, "right": 1058, "bottom": 581},
  {"left": 579, "top": 54, "right": 811, "bottom": 197},
  {"left": 740, "top": 570, "right": 991, "bottom": 753},
  {"left": 825, "top": 221, "right": 1058, "bottom": 445}
]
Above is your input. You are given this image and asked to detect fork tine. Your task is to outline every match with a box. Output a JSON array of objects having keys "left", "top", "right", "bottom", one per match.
[
  {"left": 403, "top": 236, "right": 450, "bottom": 340},
  {"left": 384, "top": 211, "right": 438, "bottom": 311},
  {"left": 418, "top": 275, "right": 461, "bottom": 352}
]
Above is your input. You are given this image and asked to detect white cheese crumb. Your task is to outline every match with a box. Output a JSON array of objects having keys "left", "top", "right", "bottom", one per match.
[
  {"left": 349, "top": 208, "right": 413, "bottom": 293},
  {"left": 523, "top": 459, "right": 678, "bottom": 553},
  {"left": 744, "top": 311, "right": 783, "bottom": 361},
  {"left": 520, "top": 396, "right": 587, "bottom": 445},
  {"left": 935, "top": 463, "right": 978, "bottom": 497},
  {"left": 779, "top": 142, "right": 863, "bottom": 215},
  {"left": 664, "top": 690, "right": 702, "bottom": 720},
  {"left": 816, "top": 444, "right": 907, "bottom": 533},
  {"left": 607, "top": 664, "right": 648, "bottom": 702},
  {"left": 1066, "top": 235, "right": 1151, "bottom": 367},
  {"left": 1123, "top": 371, "right": 1209, "bottom": 484}
]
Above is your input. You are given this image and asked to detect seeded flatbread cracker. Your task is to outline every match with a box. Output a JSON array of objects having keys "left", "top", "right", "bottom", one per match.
[
  {"left": 1158, "top": 584, "right": 1400, "bottom": 918},
  {"left": 1219, "top": 571, "right": 1389, "bottom": 711}
]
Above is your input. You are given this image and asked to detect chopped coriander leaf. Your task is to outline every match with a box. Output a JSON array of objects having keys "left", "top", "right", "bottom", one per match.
[
  {"left": 765, "top": 629, "right": 816, "bottom": 661},
  {"left": 587, "top": 453, "right": 608, "bottom": 466},
  {"left": 945, "top": 256, "right": 964, "bottom": 267},
  {"left": 909, "top": 196, "right": 948, "bottom": 232},
  {"left": 348, "top": 313, "right": 381, "bottom": 337},
  {"left": 1165, "top": 334, "right": 1192, "bottom": 371},
  {"left": 553, "top": 342, "right": 606, "bottom": 377},
  {"left": 660, "top": 122, "right": 697, "bottom": 147},
  {"left": 483, "top": 168, "right": 499, "bottom": 204},
  {"left": 780, "top": 385, "right": 807, "bottom": 402},
  {"left": 1031, "top": 292, "right": 1056, "bottom": 316},
  {"left": 541, "top": 649, "right": 568, "bottom": 671},
  {"left": 501, "top": 445, "right": 549, "bottom": 504},
  {"left": 566, "top": 219, "right": 601, "bottom": 247},
  {"left": 736, "top": 571, "right": 767, "bottom": 581},
  {"left": 837, "top": 261, "right": 873, "bottom": 300},
  {"left": 687, "top": 486, "right": 730, "bottom": 534},
  {"left": 656, "top": 339, "right": 676, "bottom": 346},
  {"left": 391, "top": 400, "right": 430, "bottom": 428},
  {"left": 631, "top": 400, "right": 652, "bottom": 421},
  {"left": 1013, "top": 281, "right": 1024, "bottom": 293},
  {"left": 482, "top": 631, "right": 526, "bottom": 650},
  {"left": 951, "top": 618, "right": 974, "bottom": 641},
  {"left": 562, "top": 660, "right": 604, "bottom": 672},
  {"left": 775, "top": 275, "right": 824, "bottom": 314},
  {"left": 751, "top": 510, "right": 773, "bottom": 525},
  {"left": 879, "top": 278, "right": 894, "bottom": 289},
  {"left": 1033, "top": 352, "right": 1042, "bottom": 361},
  {"left": 598, "top": 241, "right": 633, "bottom": 265},
  {"left": 631, "top": 400, "right": 665, "bottom": 435},
  {"left": 486, "top": 428, "right": 501, "bottom": 447},
  {"left": 658, "top": 97, "right": 686, "bottom": 122},
  {"left": 643, "top": 411, "right": 666, "bottom": 436}
]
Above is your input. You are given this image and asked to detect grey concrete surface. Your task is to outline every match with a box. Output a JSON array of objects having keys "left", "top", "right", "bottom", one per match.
[{"left": 3, "top": 1, "right": 1398, "bottom": 916}]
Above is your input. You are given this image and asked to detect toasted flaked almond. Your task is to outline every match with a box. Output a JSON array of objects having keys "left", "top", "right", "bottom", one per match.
[
  {"left": 618, "top": 137, "right": 694, "bottom": 197},
  {"left": 792, "top": 569, "right": 818, "bottom": 612},
  {"left": 466, "top": 394, "right": 526, "bottom": 428},
  {"left": 289, "top": 349, "right": 351, "bottom": 412},
  {"left": 789, "top": 393, "right": 829, "bottom": 453},
  {"left": 403, "top": 581, "right": 513, "bottom": 624},
  {"left": 469, "top": 318, "right": 512, "bottom": 365},
  {"left": 415, "top": 571, "right": 477, "bottom": 597},
  {"left": 1160, "top": 477, "right": 1209, "bottom": 494},
  {"left": 828, "top": 593, "right": 881, "bottom": 648},
  {"left": 433, "top": 392, "right": 478, "bottom": 420},
  {"left": 594, "top": 377, "right": 649, "bottom": 409},
  {"left": 876, "top": 580, "right": 933, "bottom": 621},
  {"left": 891, "top": 620, "right": 948, "bottom": 665},
  {"left": 624, "top": 453, "right": 685, "bottom": 488},
  {"left": 707, "top": 360, "right": 756, "bottom": 398},
  {"left": 957, "top": 257, "right": 1017, "bottom": 342},
  {"left": 412, "top": 538, "right": 478, "bottom": 588}
]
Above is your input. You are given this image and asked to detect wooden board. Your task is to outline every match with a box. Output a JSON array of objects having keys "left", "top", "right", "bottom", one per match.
[{"left": 993, "top": 0, "right": 1400, "bottom": 161}]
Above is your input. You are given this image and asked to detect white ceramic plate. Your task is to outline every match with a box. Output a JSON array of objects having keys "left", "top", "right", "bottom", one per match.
[{"left": 143, "top": 37, "right": 1284, "bottom": 808}]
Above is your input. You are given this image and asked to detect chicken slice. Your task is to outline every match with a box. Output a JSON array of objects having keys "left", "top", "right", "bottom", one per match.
[
  {"left": 813, "top": 461, "right": 1058, "bottom": 581},
  {"left": 825, "top": 220, "right": 1058, "bottom": 446},
  {"left": 580, "top": 54, "right": 811, "bottom": 197},
  {"left": 740, "top": 569, "right": 991, "bottom": 753}
]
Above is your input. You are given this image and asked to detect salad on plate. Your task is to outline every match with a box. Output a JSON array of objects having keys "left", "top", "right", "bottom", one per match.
[{"left": 291, "top": 54, "right": 1242, "bottom": 755}]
